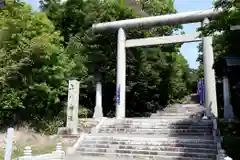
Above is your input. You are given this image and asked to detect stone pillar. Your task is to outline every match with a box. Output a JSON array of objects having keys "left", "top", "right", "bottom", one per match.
[
  {"left": 202, "top": 18, "right": 218, "bottom": 117},
  {"left": 223, "top": 76, "right": 234, "bottom": 120},
  {"left": 116, "top": 28, "right": 126, "bottom": 118},
  {"left": 67, "top": 80, "right": 80, "bottom": 134},
  {"left": 93, "top": 82, "right": 103, "bottom": 119}
]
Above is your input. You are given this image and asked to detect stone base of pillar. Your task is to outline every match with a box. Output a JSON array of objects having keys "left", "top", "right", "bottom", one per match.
[
  {"left": 58, "top": 127, "right": 80, "bottom": 135},
  {"left": 116, "top": 117, "right": 124, "bottom": 119},
  {"left": 203, "top": 104, "right": 212, "bottom": 119},
  {"left": 202, "top": 115, "right": 209, "bottom": 120},
  {"left": 224, "top": 104, "right": 234, "bottom": 120},
  {"left": 72, "top": 127, "right": 78, "bottom": 135},
  {"left": 93, "top": 105, "right": 103, "bottom": 119}
]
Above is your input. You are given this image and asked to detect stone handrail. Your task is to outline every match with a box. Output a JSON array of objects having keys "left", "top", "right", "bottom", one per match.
[
  {"left": 66, "top": 132, "right": 85, "bottom": 155},
  {"left": 212, "top": 117, "right": 224, "bottom": 160},
  {"left": 66, "top": 117, "right": 107, "bottom": 155},
  {"left": 91, "top": 117, "right": 107, "bottom": 134},
  {"left": 212, "top": 117, "right": 233, "bottom": 160}
]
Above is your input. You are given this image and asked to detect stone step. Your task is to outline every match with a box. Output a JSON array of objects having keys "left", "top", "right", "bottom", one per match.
[
  {"left": 99, "top": 127, "right": 212, "bottom": 132},
  {"left": 106, "top": 118, "right": 212, "bottom": 125},
  {"left": 85, "top": 134, "right": 215, "bottom": 143},
  {"left": 154, "top": 112, "right": 190, "bottom": 115},
  {"left": 162, "top": 107, "right": 202, "bottom": 111},
  {"left": 102, "top": 123, "right": 212, "bottom": 129},
  {"left": 149, "top": 115, "right": 196, "bottom": 119},
  {"left": 78, "top": 145, "right": 216, "bottom": 154},
  {"left": 82, "top": 139, "right": 216, "bottom": 148},
  {"left": 160, "top": 110, "right": 204, "bottom": 114},
  {"left": 101, "top": 124, "right": 212, "bottom": 130},
  {"left": 77, "top": 148, "right": 216, "bottom": 159},
  {"left": 102, "top": 123, "right": 213, "bottom": 128},
  {"left": 98, "top": 128, "right": 212, "bottom": 135},
  {"left": 152, "top": 112, "right": 198, "bottom": 116},
  {"left": 68, "top": 154, "right": 212, "bottom": 160},
  {"left": 79, "top": 154, "right": 212, "bottom": 160},
  {"left": 157, "top": 111, "right": 202, "bottom": 114},
  {"left": 150, "top": 113, "right": 202, "bottom": 117},
  {"left": 133, "top": 115, "right": 195, "bottom": 119},
  {"left": 80, "top": 143, "right": 217, "bottom": 151},
  {"left": 87, "top": 136, "right": 215, "bottom": 141}
]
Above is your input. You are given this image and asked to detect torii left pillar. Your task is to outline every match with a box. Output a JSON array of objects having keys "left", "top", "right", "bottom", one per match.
[{"left": 116, "top": 28, "right": 126, "bottom": 118}]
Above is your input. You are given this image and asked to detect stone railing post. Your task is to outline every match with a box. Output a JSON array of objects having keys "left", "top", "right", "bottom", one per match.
[
  {"left": 4, "top": 128, "right": 14, "bottom": 160},
  {"left": 23, "top": 146, "right": 32, "bottom": 160},
  {"left": 52, "top": 142, "right": 65, "bottom": 160}
]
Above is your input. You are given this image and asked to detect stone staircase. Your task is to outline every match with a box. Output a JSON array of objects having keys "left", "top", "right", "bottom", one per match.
[{"left": 67, "top": 104, "right": 221, "bottom": 160}]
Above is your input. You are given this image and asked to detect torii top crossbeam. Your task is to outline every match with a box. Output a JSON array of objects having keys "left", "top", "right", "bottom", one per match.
[{"left": 92, "top": 9, "right": 222, "bottom": 32}]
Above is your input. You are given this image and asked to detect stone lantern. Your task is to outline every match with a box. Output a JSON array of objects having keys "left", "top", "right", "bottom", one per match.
[{"left": 213, "top": 56, "right": 240, "bottom": 120}]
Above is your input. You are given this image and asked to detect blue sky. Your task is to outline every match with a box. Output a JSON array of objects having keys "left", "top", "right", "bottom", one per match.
[
  {"left": 175, "top": 0, "right": 213, "bottom": 68},
  {"left": 23, "top": 0, "right": 213, "bottom": 69}
]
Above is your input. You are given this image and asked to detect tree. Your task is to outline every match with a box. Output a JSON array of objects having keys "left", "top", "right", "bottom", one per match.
[
  {"left": 0, "top": 0, "right": 196, "bottom": 131},
  {"left": 0, "top": 2, "right": 75, "bottom": 133},
  {"left": 197, "top": 0, "right": 240, "bottom": 117},
  {"left": 40, "top": 0, "right": 193, "bottom": 117},
  {"left": 198, "top": 2, "right": 240, "bottom": 158},
  {"left": 39, "top": 0, "right": 62, "bottom": 22},
  {"left": 0, "top": 0, "right": 197, "bottom": 134}
]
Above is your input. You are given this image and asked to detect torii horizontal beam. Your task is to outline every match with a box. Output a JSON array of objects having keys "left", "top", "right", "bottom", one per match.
[
  {"left": 125, "top": 32, "right": 201, "bottom": 47},
  {"left": 92, "top": 9, "right": 222, "bottom": 32}
]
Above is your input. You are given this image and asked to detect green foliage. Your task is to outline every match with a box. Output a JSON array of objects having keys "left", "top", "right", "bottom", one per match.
[
  {"left": 79, "top": 107, "right": 89, "bottom": 119},
  {"left": 0, "top": 0, "right": 197, "bottom": 133},
  {"left": 197, "top": 0, "right": 240, "bottom": 118},
  {"left": 197, "top": 1, "right": 240, "bottom": 158},
  {"left": 37, "top": 118, "right": 64, "bottom": 135},
  {"left": 0, "top": 2, "right": 72, "bottom": 131},
  {"left": 218, "top": 120, "right": 240, "bottom": 159},
  {"left": 45, "top": 0, "right": 194, "bottom": 116}
]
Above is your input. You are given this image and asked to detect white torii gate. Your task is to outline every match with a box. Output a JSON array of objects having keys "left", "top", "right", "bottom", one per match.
[{"left": 92, "top": 9, "right": 223, "bottom": 118}]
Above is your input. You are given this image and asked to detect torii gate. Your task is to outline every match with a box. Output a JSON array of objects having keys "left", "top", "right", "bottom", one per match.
[{"left": 92, "top": 9, "right": 222, "bottom": 118}]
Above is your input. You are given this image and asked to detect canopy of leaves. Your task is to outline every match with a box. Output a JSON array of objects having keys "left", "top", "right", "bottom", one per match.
[
  {"left": 43, "top": 0, "right": 194, "bottom": 116},
  {"left": 0, "top": 0, "right": 196, "bottom": 133},
  {"left": 196, "top": 3, "right": 240, "bottom": 158},
  {"left": 197, "top": 0, "right": 240, "bottom": 119},
  {"left": 0, "top": 2, "right": 73, "bottom": 132}
]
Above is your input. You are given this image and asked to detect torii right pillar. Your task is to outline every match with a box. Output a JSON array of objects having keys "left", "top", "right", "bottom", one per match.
[{"left": 202, "top": 18, "right": 218, "bottom": 117}]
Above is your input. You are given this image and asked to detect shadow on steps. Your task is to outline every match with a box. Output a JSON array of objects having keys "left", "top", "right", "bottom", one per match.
[{"left": 166, "top": 108, "right": 217, "bottom": 160}]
